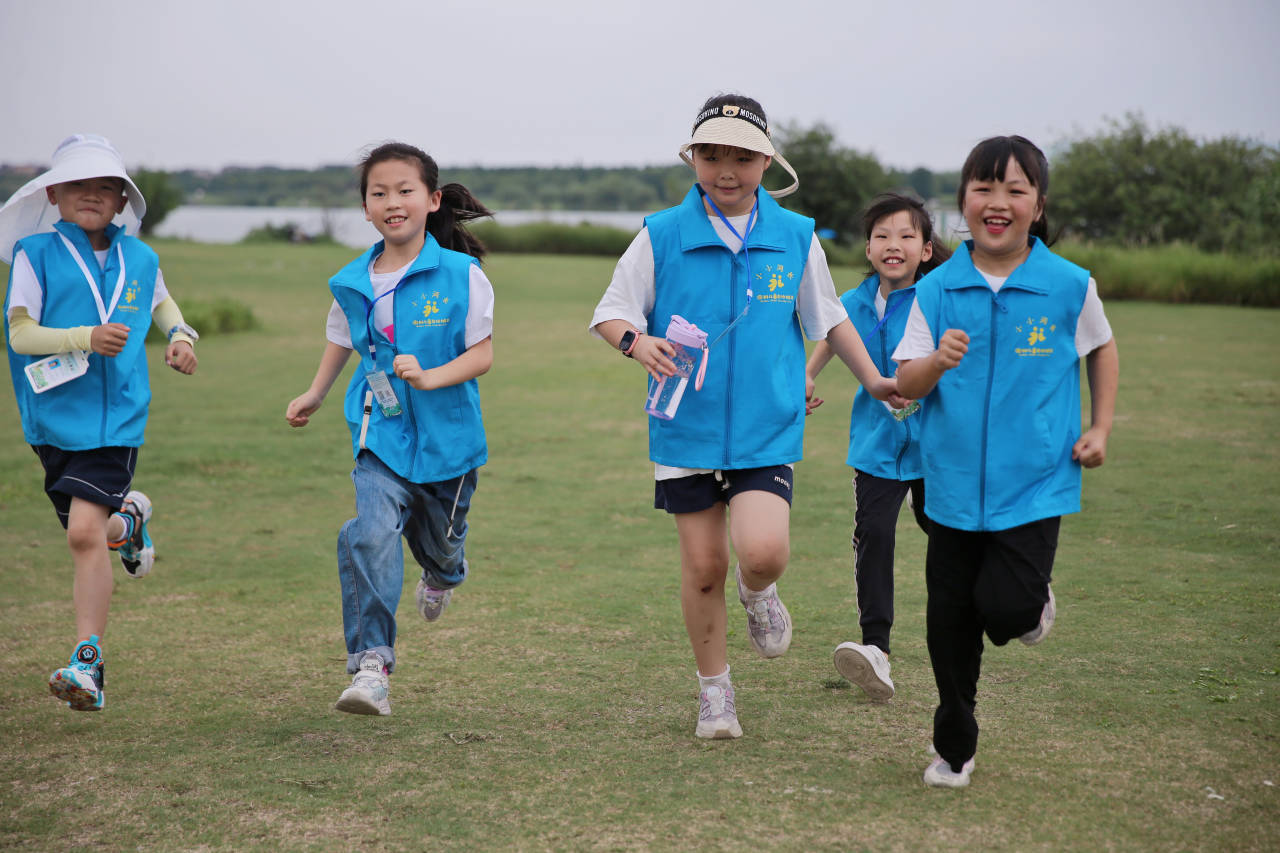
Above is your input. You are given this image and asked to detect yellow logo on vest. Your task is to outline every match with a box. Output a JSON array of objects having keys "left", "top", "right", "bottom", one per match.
[
  {"left": 755, "top": 264, "right": 796, "bottom": 304},
  {"left": 411, "top": 291, "right": 451, "bottom": 328},
  {"left": 118, "top": 280, "right": 142, "bottom": 313},
  {"left": 1014, "top": 315, "right": 1055, "bottom": 357}
]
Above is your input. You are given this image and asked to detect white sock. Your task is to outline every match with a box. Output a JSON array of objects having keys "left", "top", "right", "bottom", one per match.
[{"left": 697, "top": 666, "right": 731, "bottom": 690}]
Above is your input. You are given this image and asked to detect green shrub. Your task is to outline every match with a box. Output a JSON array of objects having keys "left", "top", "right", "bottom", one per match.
[
  {"left": 1056, "top": 241, "right": 1280, "bottom": 307},
  {"left": 146, "top": 297, "right": 259, "bottom": 342},
  {"left": 470, "top": 221, "right": 636, "bottom": 256},
  {"left": 241, "top": 221, "right": 338, "bottom": 245}
]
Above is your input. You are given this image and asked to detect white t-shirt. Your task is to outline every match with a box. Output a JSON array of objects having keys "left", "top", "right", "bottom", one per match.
[
  {"left": 7, "top": 248, "right": 173, "bottom": 320},
  {"left": 326, "top": 257, "right": 495, "bottom": 351},
  {"left": 590, "top": 212, "right": 848, "bottom": 480},
  {"left": 893, "top": 273, "right": 1113, "bottom": 362}
]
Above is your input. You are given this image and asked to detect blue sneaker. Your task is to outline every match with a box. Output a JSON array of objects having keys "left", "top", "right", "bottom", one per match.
[
  {"left": 49, "top": 636, "right": 105, "bottom": 711},
  {"left": 113, "top": 491, "right": 154, "bottom": 578}
]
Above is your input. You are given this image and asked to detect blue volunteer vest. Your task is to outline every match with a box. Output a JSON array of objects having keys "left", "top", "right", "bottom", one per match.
[
  {"left": 330, "top": 235, "right": 487, "bottom": 484},
  {"left": 914, "top": 238, "right": 1090, "bottom": 531},
  {"left": 645, "top": 185, "right": 814, "bottom": 469},
  {"left": 4, "top": 221, "right": 158, "bottom": 449},
  {"left": 842, "top": 274, "right": 923, "bottom": 480}
]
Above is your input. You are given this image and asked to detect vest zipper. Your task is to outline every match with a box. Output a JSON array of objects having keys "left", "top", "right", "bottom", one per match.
[
  {"left": 980, "top": 293, "right": 1009, "bottom": 525},
  {"left": 724, "top": 252, "right": 739, "bottom": 468}
]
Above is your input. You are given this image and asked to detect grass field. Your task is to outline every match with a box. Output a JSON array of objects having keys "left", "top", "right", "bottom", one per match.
[{"left": 1, "top": 241, "right": 1277, "bottom": 851}]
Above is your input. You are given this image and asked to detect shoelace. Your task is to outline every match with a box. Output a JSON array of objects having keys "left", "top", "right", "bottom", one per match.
[{"left": 701, "top": 685, "right": 732, "bottom": 718}]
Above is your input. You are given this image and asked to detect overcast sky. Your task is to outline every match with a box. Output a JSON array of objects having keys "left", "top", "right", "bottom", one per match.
[{"left": 2, "top": 0, "right": 1277, "bottom": 173}]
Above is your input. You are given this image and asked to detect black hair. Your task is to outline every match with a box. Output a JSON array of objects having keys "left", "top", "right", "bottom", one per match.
[
  {"left": 957, "top": 135, "right": 1051, "bottom": 244},
  {"left": 861, "top": 192, "right": 953, "bottom": 280},
  {"left": 358, "top": 142, "right": 493, "bottom": 261}
]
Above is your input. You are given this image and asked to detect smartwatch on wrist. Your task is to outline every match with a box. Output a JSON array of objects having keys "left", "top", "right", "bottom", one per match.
[
  {"left": 167, "top": 323, "right": 200, "bottom": 343},
  {"left": 618, "top": 329, "right": 640, "bottom": 358}
]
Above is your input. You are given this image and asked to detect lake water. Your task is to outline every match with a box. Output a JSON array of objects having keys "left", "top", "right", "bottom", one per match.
[{"left": 154, "top": 205, "right": 647, "bottom": 248}]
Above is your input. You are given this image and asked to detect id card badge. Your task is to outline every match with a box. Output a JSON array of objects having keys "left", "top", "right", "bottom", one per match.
[
  {"left": 365, "top": 370, "right": 402, "bottom": 417},
  {"left": 885, "top": 399, "right": 922, "bottom": 421},
  {"left": 25, "top": 350, "right": 91, "bottom": 393}
]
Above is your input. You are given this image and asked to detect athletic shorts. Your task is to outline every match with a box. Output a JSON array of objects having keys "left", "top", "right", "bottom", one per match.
[
  {"left": 32, "top": 445, "right": 136, "bottom": 528},
  {"left": 654, "top": 465, "right": 794, "bottom": 514}
]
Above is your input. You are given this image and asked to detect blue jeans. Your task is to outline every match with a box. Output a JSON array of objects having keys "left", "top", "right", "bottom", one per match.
[{"left": 338, "top": 451, "right": 477, "bottom": 673}]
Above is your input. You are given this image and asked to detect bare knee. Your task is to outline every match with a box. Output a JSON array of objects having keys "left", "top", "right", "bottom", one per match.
[{"left": 66, "top": 518, "right": 103, "bottom": 556}]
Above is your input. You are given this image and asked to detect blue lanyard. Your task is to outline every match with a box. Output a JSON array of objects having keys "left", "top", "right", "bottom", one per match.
[
  {"left": 364, "top": 274, "right": 404, "bottom": 361},
  {"left": 701, "top": 192, "right": 758, "bottom": 347},
  {"left": 862, "top": 287, "right": 912, "bottom": 346}
]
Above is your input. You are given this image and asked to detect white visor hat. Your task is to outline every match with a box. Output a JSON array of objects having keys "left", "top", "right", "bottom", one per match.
[
  {"left": 678, "top": 103, "right": 799, "bottom": 199},
  {"left": 0, "top": 134, "right": 146, "bottom": 264}
]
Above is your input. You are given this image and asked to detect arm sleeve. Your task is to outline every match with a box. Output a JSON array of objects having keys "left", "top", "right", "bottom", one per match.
[
  {"left": 891, "top": 298, "right": 936, "bottom": 361},
  {"left": 797, "top": 234, "right": 851, "bottom": 341},
  {"left": 7, "top": 307, "right": 94, "bottom": 355},
  {"left": 325, "top": 299, "right": 353, "bottom": 349},
  {"left": 589, "top": 228, "right": 655, "bottom": 337},
  {"left": 1074, "top": 278, "right": 1113, "bottom": 356},
  {"left": 151, "top": 296, "right": 196, "bottom": 346},
  {"left": 150, "top": 268, "right": 172, "bottom": 309},
  {"left": 465, "top": 264, "right": 496, "bottom": 348},
  {"left": 7, "top": 250, "right": 45, "bottom": 320}
]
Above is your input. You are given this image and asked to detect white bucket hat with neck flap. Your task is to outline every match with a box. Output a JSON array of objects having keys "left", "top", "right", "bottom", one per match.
[
  {"left": 678, "top": 102, "right": 799, "bottom": 199},
  {"left": 0, "top": 134, "right": 147, "bottom": 264}
]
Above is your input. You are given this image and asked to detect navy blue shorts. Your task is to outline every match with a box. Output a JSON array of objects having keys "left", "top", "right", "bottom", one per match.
[
  {"left": 654, "top": 465, "right": 794, "bottom": 514},
  {"left": 32, "top": 445, "right": 136, "bottom": 528}
]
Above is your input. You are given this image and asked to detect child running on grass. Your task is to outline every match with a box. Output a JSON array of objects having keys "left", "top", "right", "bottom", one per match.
[
  {"left": 590, "top": 94, "right": 902, "bottom": 739},
  {"left": 285, "top": 142, "right": 494, "bottom": 716},
  {"left": 894, "top": 135, "right": 1119, "bottom": 787},
  {"left": 1, "top": 134, "right": 200, "bottom": 711},
  {"left": 805, "top": 193, "right": 950, "bottom": 701}
]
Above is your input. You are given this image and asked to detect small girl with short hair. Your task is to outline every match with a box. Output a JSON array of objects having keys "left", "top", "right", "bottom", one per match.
[
  {"left": 895, "top": 135, "right": 1119, "bottom": 786},
  {"left": 286, "top": 142, "right": 495, "bottom": 716},
  {"left": 805, "top": 192, "right": 951, "bottom": 701},
  {"left": 591, "top": 94, "right": 901, "bottom": 739}
]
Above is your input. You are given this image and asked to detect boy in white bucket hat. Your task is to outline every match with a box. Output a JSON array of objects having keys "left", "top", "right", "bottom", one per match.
[
  {"left": 591, "top": 94, "right": 907, "bottom": 739},
  {"left": 2, "top": 134, "right": 200, "bottom": 712}
]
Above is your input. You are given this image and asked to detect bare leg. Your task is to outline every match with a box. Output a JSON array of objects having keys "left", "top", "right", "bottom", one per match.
[
  {"left": 66, "top": 497, "right": 112, "bottom": 640},
  {"left": 729, "top": 490, "right": 791, "bottom": 591},
  {"left": 674, "top": 506, "right": 731, "bottom": 677}
]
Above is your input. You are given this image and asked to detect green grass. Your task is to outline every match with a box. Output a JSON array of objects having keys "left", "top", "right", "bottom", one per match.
[{"left": 1, "top": 240, "right": 1277, "bottom": 851}]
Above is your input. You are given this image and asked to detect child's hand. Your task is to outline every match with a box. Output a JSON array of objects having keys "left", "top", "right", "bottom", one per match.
[
  {"left": 90, "top": 322, "right": 130, "bottom": 357},
  {"left": 630, "top": 335, "right": 677, "bottom": 382},
  {"left": 1072, "top": 425, "right": 1110, "bottom": 468},
  {"left": 165, "top": 340, "right": 197, "bottom": 374},
  {"left": 866, "top": 374, "right": 900, "bottom": 403},
  {"left": 286, "top": 391, "right": 323, "bottom": 428},
  {"left": 805, "top": 374, "right": 823, "bottom": 415},
  {"left": 934, "top": 328, "right": 969, "bottom": 371},
  {"left": 393, "top": 354, "right": 434, "bottom": 390}
]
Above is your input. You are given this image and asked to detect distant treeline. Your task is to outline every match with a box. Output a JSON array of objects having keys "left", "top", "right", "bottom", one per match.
[{"left": 0, "top": 160, "right": 958, "bottom": 214}]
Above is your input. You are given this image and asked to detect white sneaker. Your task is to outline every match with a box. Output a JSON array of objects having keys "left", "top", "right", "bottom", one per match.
[
  {"left": 1020, "top": 585, "right": 1056, "bottom": 645},
  {"left": 735, "top": 566, "right": 792, "bottom": 658},
  {"left": 335, "top": 652, "right": 390, "bottom": 716},
  {"left": 695, "top": 682, "right": 743, "bottom": 739},
  {"left": 415, "top": 578, "right": 452, "bottom": 622},
  {"left": 114, "top": 490, "right": 154, "bottom": 578},
  {"left": 924, "top": 754, "right": 975, "bottom": 788},
  {"left": 833, "top": 642, "right": 894, "bottom": 700}
]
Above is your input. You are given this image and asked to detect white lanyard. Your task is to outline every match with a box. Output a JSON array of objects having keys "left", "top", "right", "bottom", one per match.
[{"left": 58, "top": 234, "right": 126, "bottom": 324}]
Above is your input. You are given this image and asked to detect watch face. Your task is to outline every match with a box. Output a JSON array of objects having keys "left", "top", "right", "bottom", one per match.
[{"left": 620, "top": 331, "right": 636, "bottom": 352}]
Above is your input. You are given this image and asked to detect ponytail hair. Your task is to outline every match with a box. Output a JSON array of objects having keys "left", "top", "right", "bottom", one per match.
[
  {"left": 359, "top": 142, "right": 494, "bottom": 261},
  {"left": 957, "top": 135, "right": 1053, "bottom": 245},
  {"left": 860, "top": 192, "right": 953, "bottom": 281}
]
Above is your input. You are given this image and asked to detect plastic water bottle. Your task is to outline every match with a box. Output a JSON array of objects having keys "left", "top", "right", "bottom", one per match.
[{"left": 645, "top": 316, "right": 707, "bottom": 420}]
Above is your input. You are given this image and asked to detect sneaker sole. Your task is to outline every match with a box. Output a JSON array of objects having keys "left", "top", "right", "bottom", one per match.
[
  {"left": 49, "top": 673, "right": 102, "bottom": 711},
  {"left": 695, "top": 720, "right": 743, "bottom": 739},
  {"left": 334, "top": 692, "right": 390, "bottom": 716},
  {"left": 833, "top": 644, "right": 894, "bottom": 701}
]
